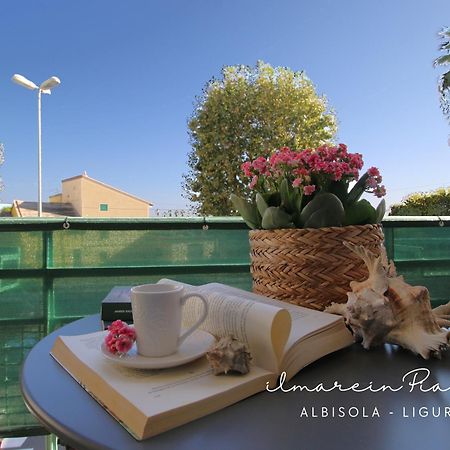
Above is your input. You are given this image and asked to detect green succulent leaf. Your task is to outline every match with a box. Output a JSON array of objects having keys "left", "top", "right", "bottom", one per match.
[
  {"left": 347, "top": 172, "right": 369, "bottom": 205},
  {"left": 344, "top": 199, "right": 377, "bottom": 225},
  {"left": 299, "top": 192, "right": 345, "bottom": 227},
  {"left": 292, "top": 211, "right": 303, "bottom": 227},
  {"left": 261, "top": 207, "right": 294, "bottom": 230},
  {"left": 256, "top": 193, "right": 269, "bottom": 217},
  {"left": 328, "top": 180, "right": 349, "bottom": 206},
  {"left": 279, "top": 178, "right": 293, "bottom": 211},
  {"left": 293, "top": 187, "right": 303, "bottom": 213},
  {"left": 375, "top": 198, "right": 386, "bottom": 223},
  {"left": 230, "top": 194, "right": 261, "bottom": 229},
  {"left": 304, "top": 212, "right": 338, "bottom": 228},
  {"left": 291, "top": 187, "right": 303, "bottom": 226},
  {"left": 261, "top": 192, "right": 282, "bottom": 207}
]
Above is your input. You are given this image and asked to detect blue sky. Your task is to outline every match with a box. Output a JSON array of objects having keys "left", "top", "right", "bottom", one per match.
[{"left": 1, "top": 0, "right": 449, "bottom": 212}]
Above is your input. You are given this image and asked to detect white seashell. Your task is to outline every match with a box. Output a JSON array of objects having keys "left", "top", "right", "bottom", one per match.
[
  {"left": 325, "top": 242, "right": 450, "bottom": 359},
  {"left": 432, "top": 302, "right": 450, "bottom": 328},
  {"left": 206, "top": 335, "right": 252, "bottom": 375}
]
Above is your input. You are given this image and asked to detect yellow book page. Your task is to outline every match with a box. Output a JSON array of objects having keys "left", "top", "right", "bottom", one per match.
[
  {"left": 159, "top": 279, "right": 291, "bottom": 373},
  {"left": 51, "top": 332, "right": 276, "bottom": 439}
]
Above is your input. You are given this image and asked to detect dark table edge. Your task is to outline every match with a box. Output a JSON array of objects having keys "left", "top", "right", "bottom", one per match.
[{"left": 20, "top": 315, "right": 110, "bottom": 450}]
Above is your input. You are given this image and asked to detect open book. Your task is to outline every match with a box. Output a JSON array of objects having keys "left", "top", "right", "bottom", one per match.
[{"left": 50, "top": 280, "right": 353, "bottom": 440}]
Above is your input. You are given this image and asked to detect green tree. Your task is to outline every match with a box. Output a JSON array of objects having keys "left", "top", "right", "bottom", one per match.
[
  {"left": 0, "top": 206, "right": 11, "bottom": 217},
  {"left": 434, "top": 27, "right": 450, "bottom": 123},
  {"left": 389, "top": 187, "right": 450, "bottom": 216},
  {"left": 184, "top": 61, "right": 337, "bottom": 215}
]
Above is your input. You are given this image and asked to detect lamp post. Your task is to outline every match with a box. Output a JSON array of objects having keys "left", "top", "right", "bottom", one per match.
[{"left": 12, "top": 74, "right": 61, "bottom": 217}]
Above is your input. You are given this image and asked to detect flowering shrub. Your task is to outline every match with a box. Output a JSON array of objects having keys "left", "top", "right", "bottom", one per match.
[
  {"left": 231, "top": 144, "right": 386, "bottom": 229},
  {"left": 104, "top": 320, "right": 136, "bottom": 355},
  {"left": 389, "top": 187, "right": 450, "bottom": 216}
]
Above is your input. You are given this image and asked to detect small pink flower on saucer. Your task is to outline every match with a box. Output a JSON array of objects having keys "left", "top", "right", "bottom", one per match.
[{"left": 104, "top": 320, "right": 136, "bottom": 355}]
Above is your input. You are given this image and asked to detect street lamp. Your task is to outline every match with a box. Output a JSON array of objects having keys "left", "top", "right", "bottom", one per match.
[{"left": 12, "top": 73, "right": 61, "bottom": 217}]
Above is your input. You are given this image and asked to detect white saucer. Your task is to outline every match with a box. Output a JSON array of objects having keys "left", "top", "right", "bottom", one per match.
[{"left": 101, "top": 329, "right": 216, "bottom": 369}]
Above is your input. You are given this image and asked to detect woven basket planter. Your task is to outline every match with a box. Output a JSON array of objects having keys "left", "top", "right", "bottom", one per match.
[{"left": 249, "top": 224, "right": 385, "bottom": 311}]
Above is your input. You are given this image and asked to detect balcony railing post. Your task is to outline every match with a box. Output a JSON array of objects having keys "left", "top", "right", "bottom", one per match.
[{"left": 43, "top": 230, "right": 55, "bottom": 333}]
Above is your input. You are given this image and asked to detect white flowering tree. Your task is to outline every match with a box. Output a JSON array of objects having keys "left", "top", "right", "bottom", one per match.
[{"left": 184, "top": 61, "right": 337, "bottom": 216}]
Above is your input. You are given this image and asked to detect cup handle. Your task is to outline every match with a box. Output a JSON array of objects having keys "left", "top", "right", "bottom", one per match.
[{"left": 178, "top": 293, "right": 208, "bottom": 346}]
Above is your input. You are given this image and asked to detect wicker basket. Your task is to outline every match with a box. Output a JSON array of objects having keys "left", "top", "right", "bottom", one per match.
[{"left": 249, "top": 224, "right": 385, "bottom": 311}]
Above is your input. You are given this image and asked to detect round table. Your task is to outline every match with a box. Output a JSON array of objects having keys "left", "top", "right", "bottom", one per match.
[{"left": 21, "top": 315, "right": 450, "bottom": 450}]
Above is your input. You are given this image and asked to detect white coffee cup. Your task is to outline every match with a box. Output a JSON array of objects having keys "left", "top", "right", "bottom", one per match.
[{"left": 130, "top": 283, "right": 208, "bottom": 357}]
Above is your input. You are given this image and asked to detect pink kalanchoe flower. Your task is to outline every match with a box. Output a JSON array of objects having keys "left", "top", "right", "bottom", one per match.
[
  {"left": 125, "top": 327, "right": 137, "bottom": 340},
  {"left": 105, "top": 334, "right": 116, "bottom": 347},
  {"left": 327, "top": 146, "right": 338, "bottom": 160},
  {"left": 104, "top": 320, "right": 136, "bottom": 355},
  {"left": 293, "top": 167, "right": 309, "bottom": 178},
  {"left": 340, "top": 162, "right": 350, "bottom": 174},
  {"left": 105, "top": 337, "right": 117, "bottom": 354},
  {"left": 303, "top": 185, "right": 316, "bottom": 195},
  {"left": 252, "top": 156, "right": 267, "bottom": 173},
  {"left": 116, "top": 335, "right": 134, "bottom": 354},
  {"left": 374, "top": 185, "right": 386, "bottom": 198},
  {"left": 338, "top": 143, "right": 348, "bottom": 153},
  {"left": 108, "top": 320, "right": 125, "bottom": 333},
  {"left": 239, "top": 144, "right": 385, "bottom": 213},
  {"left": 349, "top": 153, "right": 364, "bottom": 170},
  {"left": 367, "top": 166, "right": 380, "bottom": 178},
  {"left": 241, "top": 161, "right": 252, "bottom": 177},
  {"left": 118, "top": 325, "right": 136, "bottom": 340},
  {"left": 366, "top": 177, "right": 379, "bottom": 189},
  {"left": 249, "top": 175, "right": 258, "bottom": 189},
  {"left": 269, "top": 152, "right": 278, "bottom": 167}
]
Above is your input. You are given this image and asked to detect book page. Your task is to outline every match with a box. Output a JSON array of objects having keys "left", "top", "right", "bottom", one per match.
[
  {"left": 205, "top": 283, "right": 351, "bottom": 350},
  {"left": 51, "top": 332, "right": 276, "bottom": 438},
  {"left": 206, "top": 284, "right": 354, "bottom": 380},
  {"left": 158, "top": 279, "right": 291, "bottom": 373},
  {"left": 281, "top": 324, "right": 354, "bottom": 380}
]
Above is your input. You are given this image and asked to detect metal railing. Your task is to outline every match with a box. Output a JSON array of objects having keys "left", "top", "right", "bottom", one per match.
[{"left": 1, "top": 216, "right": 449, "bottom": 437}]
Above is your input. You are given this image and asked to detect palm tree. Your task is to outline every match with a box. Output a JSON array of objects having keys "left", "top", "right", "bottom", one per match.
[{"left": 434, "top": 27, "right": 450, "bottom": 123}]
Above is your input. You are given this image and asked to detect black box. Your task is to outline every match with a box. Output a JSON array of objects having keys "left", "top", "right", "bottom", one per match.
[{"left": 101, "top": 286, "right": 133, "bottom": 329}]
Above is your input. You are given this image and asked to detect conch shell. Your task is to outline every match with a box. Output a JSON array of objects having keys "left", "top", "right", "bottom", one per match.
[
  {"left": 206, "top": 335, "right": 252, "bottom": 375},
  {"left": 326, "top": 242, "right": 450, "bottom": 359}
]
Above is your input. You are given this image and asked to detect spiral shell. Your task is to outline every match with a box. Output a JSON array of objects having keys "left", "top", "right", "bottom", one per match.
[
  {"left": 326, "top": 242, "right": 450, "bottom": 359},
  {"left": 206, "top": 336, "right": 252, "bottom": 375}
]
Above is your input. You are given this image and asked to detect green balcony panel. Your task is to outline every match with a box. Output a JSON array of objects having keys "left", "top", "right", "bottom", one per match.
[
  {"left": 0, "top": 232, "right": 43, "bottom": 269},
  {"left": 392, "top": 227, "right": 450, "bottom": 261},
  {"left": 50, "top": 229, "right": 250, "bottom": 269},
  {"left": 52, "top": 271, "right": 252, "bottom": 320},
  {"left": 0, "top": 279, "right": 44, "bottom": 321},
  {"left": 0, "top": 322, "right": 45, "bottom": 436},
  {"left": 0, "top": 216, "right": 449, "bottom": 438}
]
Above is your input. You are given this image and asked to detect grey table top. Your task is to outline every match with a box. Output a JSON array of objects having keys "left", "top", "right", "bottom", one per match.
[{"left": 21, "top": 315, "right": 450, "bottom": 450}]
